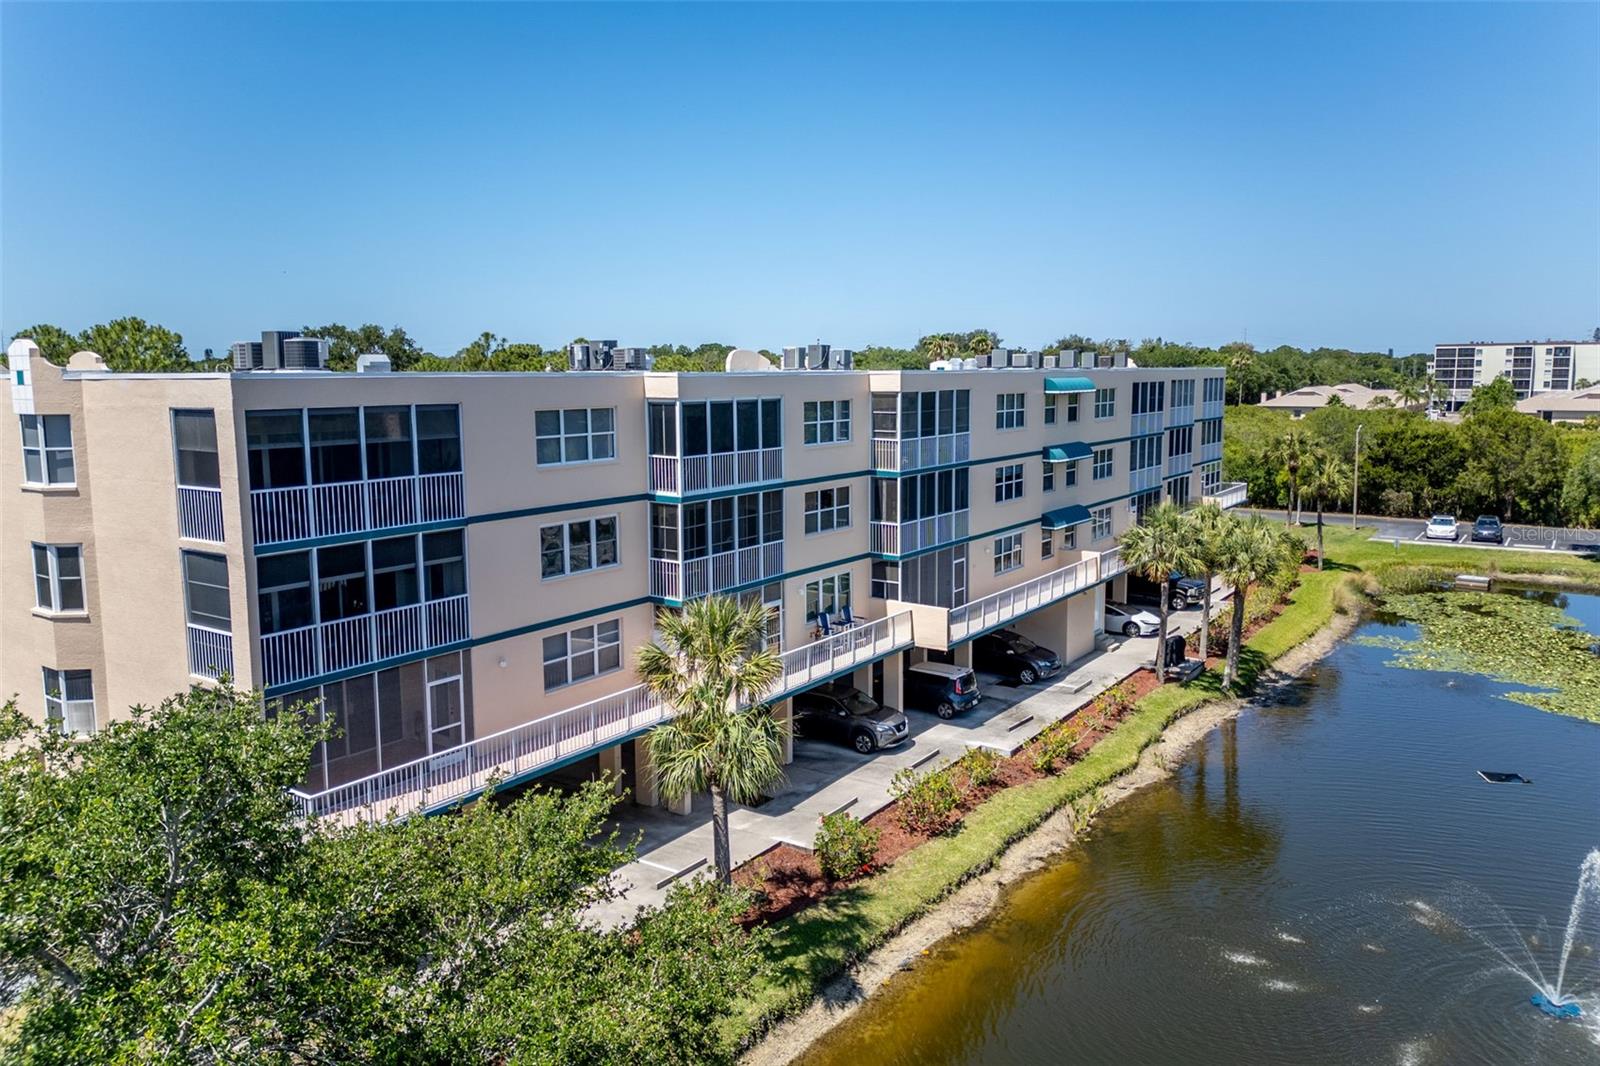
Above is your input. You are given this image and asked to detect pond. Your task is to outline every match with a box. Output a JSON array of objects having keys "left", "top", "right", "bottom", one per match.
[{"left": 797, "top": 588, "right": 1600, "bottom": 1066}]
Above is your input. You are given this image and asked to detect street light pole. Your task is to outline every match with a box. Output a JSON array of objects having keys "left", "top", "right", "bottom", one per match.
[{"left": 1352, "top": 424, "right": 1364, "bottom": 527}]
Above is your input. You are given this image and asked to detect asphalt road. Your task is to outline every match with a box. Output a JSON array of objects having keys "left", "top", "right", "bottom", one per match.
[{"left": 1236, "top": 507, "right": 1600, "bottom": 556}]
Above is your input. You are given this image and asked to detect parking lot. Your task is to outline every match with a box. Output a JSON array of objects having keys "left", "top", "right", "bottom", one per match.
[{"left": 586, "top": 591, "right": 1225, "bottom": 928}]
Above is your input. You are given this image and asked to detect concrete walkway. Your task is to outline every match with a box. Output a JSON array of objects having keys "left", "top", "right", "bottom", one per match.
[{"left": 587, "top": 587, "right": 1229, "bottom": 928}]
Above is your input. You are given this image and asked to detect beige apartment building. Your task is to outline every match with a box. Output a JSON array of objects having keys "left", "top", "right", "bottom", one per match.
[{"left": 3, "top": 338, "right": 1239, "bottom": 822}]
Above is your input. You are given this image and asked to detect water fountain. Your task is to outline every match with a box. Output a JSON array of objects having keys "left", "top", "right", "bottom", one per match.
[{"left": 1463, "top": 849, "right": 1599, "bottom": 1022}]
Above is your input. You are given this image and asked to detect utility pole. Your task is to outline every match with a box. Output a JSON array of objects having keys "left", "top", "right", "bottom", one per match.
[{"left": 1352, "top": 424, "right": 1364, "bottom": 527}]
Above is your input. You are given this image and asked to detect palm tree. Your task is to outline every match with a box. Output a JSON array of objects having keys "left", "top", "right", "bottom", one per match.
[
  {"left": 1117, "top": 502, "right": 1200, "bottom": 675},
  {"left": 1183, "top": 503, "right": 1235, "bottom": 664},
  {"left": 1216, "top": 517, "right": 1300, "bottom": 688},
  {"left": 1395, "top": 379, "right": 1424, "bottom": 412},
  {"left": 924, "top": 335, "right": 958, "bottom": 363},
  {"left": 639, "top": 596, "right": 785, "bottom": 886},
  {"left": 1267, "top": 428, "right": 1314, "bottom": 524},
  {"left": 969, "top": 333, "right": 996, "bottom": 360},
  {"left": 1301, "top": 451, "right": 1351, "bottom": 570},
  {"left": 1226, "top": 348, "right": 1255, "bottom": 406}
]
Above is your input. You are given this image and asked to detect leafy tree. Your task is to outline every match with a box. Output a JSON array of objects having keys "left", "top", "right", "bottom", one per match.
[
  {"left": 1561, "top": 437, "right": 1600, "bottom": 525},
  {"left": 73, "top": 317, "right": 190, "bottom": 371},
  {"left": 1461, "top": 375, "right": 1517, "bottom": 416},
  {"left": 639, "top": 596, "right": 786, "bottom": 885},
  {"left": 1301, "top": 450, "right": 1352, "bottom": 569},
  {"left": 1454, "top": 407, "right": 1564, "bottom": 522},
  {"left": 1574, "top": 378, "right": 1595, "bottom": 390},
  {"left": 853, "top": 345, "right": 925, "bottom": 370},
  {"left": 1117, "top": 502, "right": 1199, "bottom": 673},
  {"left": 9, "top": 323, "right": 79, "bottom": 365},
  {"left": 1216, "top": 517, "right": 1301, "bottom": 688},
  {"left": 300, "top": 322, "right": 431, "bottom": 371},
  {"left": 0, "top": 687, "right": 766, "bottom": 1064}
]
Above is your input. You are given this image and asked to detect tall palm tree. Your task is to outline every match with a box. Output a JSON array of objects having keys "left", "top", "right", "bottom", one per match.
[
  {"left": 1267, "top": 428, "right": 1313, "bottom": 524},
  {"left": 638, "top": 596, "right": 785, "bottom": 886},
  {"left": 1183, "top": 503, "right": 1235, "bottom": 664},
  {"left": 969, "top": 333, "right": 996, "bottom": 360},
  {"left": 1216, "top": 516, "right": 1300, "bottom": 688},
  {"left": 1395, "top": 379, "right": 1424, "bottom": 412},
  {"left": 1301, "top": 451, "right": 1352, "bottom": 570},
  {"left": 1117, "top": 502, "right": 1200, "bottom": 674},
  {"left": 924, "top": 335, "right": 958, "bottom": 364},
  {"left": 1226, "top": 348, "right": 1255, "bottom": 406}
]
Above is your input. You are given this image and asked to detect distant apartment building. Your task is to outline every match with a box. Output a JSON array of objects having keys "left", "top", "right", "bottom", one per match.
[
  {"left": 1258, "top": 384, "right": 1400, "bottom": 418},
  {"left": 1515, "top": 386, "right": 1600, "bottom": 424},
  {"left": 1430, "top": 340, "right": 1600, "bottom": 410},
  {"left": 4, "top": 337, "right": 1239, "bottom": 825}
]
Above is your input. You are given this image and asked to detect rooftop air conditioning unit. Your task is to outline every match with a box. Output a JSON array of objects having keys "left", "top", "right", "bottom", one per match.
[
  {"left": 929, "top": 359, "right": 952, "bottom": 371},
  {"left": 960, "top": 357, "right": 977, "bottom": 369},
  {"left": 1040, "top": 353, "right": 1059, "bottom": 368},
  {"left": 833, "top": 348, "right": 854, "bottom": 369}
]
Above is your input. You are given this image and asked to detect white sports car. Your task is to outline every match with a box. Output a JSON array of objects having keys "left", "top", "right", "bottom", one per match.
[
  {"left": 1104, "top": 603, "right": 1160, "bottom": 638},
  {"left": 1424, "top": 515, "right": 1458, "bottom": 542}
]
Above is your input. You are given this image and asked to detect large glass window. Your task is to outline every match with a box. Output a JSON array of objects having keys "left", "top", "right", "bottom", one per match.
[
  {"left": 803, "top": 400, "right": 851, "bottom": 444},
  {"left": 1093, "top": 447, "right": 1114, "bottom": 480},
  {"left": 317, "top": 544, "right": 369, "bottom": 621},
  {"left": 542, "top": 618, "right": 622, "bottom": 690},
  {"left": 370, "top": 536, "right": 419, "bottom": 611},
  {"left": 364, "top": 406, "right": 415, "bottom": 479},
  {"left": 1093, "top": 387, "right": 1116, "bottom": 420},
  {"left": 20, "top": 414, "right": 76, "bottom": 486},
  {"left": 32, "top": 544, "right": 84, "bottom": 612},
  {"left": 309, "top": 408, "right": 363, "bottom": 484},
  {"left": 1091, "top": 506, "right": 1113, "bottom": 541},
  {"left": 423, "top": 530, "right": 466, "bottom": 600},
  {"left": 648, "top": 402, "right": 678, "bottom": 455},
  {"left": 995, "top": 392, "right": 1025, "bottom": 430},
  {"left": 804, "top": 572, "right": 852, "bottom": 622},
  {"left": 172, "top": 410, "right": 220, "bottom": 488},
  {"left": 42, "top": 668, "right": 95, "bottom": 734},
  {"left": 804, "top": 486, "right": 851, "bottom": 533},
  {"left": 257, "top": 552, "right": 313, "bottom": 633},
  {"left": 994, "top": 464, "right": 1025, "bottom": 503},
  {"left": 993, "top": 532, "right": 1024, "bottom": 575},
  {"left": 416, "top": 405, "right": 462, "bottom": 474},
  {"left": 181, "top": 550, "right": 231, "bottom": 630},
  {"left": 535, "top": 407, "right": 615, "bottom": 465},
  {"left": 245, "top": 411, "right": 306, "bottom": 489},
  {"left": 540, "top": 516, "right": 619, "bottom": 578}
]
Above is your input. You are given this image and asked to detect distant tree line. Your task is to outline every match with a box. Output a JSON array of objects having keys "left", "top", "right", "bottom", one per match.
[{"left": 1226, "top": 378, "right": 1600, "bottom": 526}]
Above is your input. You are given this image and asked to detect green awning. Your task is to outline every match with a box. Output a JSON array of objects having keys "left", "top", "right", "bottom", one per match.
[
  {"left": 1041, "top": 505, "right": 1092, "bottom": 530},
  {"left": 1042, "top": 441, "right": 1094, "bottom": 463},
  {"left": 1044, "top": 376, "right": 1095, "bottom": 394}
]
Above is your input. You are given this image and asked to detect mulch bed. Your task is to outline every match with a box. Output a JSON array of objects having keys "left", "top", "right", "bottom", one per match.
[{"left": 732, "top": 667, "right": 1161, "bottom": 927}]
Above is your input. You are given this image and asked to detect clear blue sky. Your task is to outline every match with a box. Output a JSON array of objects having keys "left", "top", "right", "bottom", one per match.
[{"left": 3, "top": 2, "right": 1596, "bottom": 359}]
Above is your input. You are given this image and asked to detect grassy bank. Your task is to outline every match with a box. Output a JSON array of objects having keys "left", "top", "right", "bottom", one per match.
[{"left": 728, "top": 528, "right": 1599, "bottom": 1052}]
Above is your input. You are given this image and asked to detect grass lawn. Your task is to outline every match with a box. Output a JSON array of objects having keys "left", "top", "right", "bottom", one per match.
[{"left": 726, "top": 527, "right": 1600, "bottom": 1050}]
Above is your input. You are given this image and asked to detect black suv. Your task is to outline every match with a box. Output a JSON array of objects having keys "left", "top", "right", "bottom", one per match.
[
  {"left": 792, "top": 683, "right": 909, "bottom": 754},
  {"left": 973, "top": 630, "right": 1064, "bottom": 684},
  {"left": 1129, "top": 572, "right": 1207, "bottom": 611},
  {"left": 1471, "top": 515, "right": 1504, "bottom": 544}
]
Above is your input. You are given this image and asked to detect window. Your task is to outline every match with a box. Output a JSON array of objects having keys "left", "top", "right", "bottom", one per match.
[
  {"left": 172, "top": 410, "right": 220, "bottom": 488},
  {"left": 993, "top": 532, "right": 1024, "bottom": 575},
  {"left": 1093, "top": 387, "right": 1116, "bottom": 420},
  {"left": 679, "top": 399, "right": 780, "bottom": 456},
  {"left": 1200, "top": 463, "right": 1221, "bottom": 495},
  {"left": 896, "top": 545, "right": 968, "bottom": 609},
  {"left": 19, "top": 414, "right": 74, "bottom": 485},
  {"left": 535, "top": 407, "right": 615, "bottom": 465},
  {"left": 804, "top": 572, "right": 852, "bottom": 622},
  {"left": 317, "top": 544, "right": 369, "bottom": 621},
  {"left": 803, "top": 400, "right": 851, "bottom": 444},
  {"left": 995, "top": 392, "right": 1026, "bottom": 430},
  {"left": 1066, "top": 394, "right": 1080, "bottom": 422},
  {"left": 540, "top": 516, "right": 619, "bottom": 578},
  {"left": 647, "top": 402, "right": 677, "bottom": 455},
  {"left": 1091, "top": 506, "right": 1113, "bottom": 542},
  {"left": 1092, "top": 447, "right": 1114, "bottom": 480},
  {"left": 1201, "top": 418, "right": 1223, "bottom": 446},
  {"left": 1203, "top": 377, "right": 1225, "bottom": 404},
  {"left": 1040, "top": 529, "right": 1054, "bottom": 559},
  {"left": 42, "top": 668, "right": 95, "bottom": 734},
  {"left": 181, "top": 550, "right": 231, "bottom": 630},
  {"left": 371, "top": 537, "right": 419, "bottom": 610},
  {"left": 32, "top": 544, "right": 84, "bottom": 612},
  {"left": 1064, "top": 461, "right": 1079, "bottom": 487},
  {"left": 1133, "top": 488, "right": 1162, "bottom": 519},
  {"left": 1044, "top": 396, "right": 1057, "bottom": 425},
  {"left": 542, "top": 618, "right": 622, "bottom": 690},
  {"left": 871, "top": 560, "right": 899, "bottom": 600},
  {"left": 246, "top": 411, "right": 307, "bottom": 489},
  {"left": 894, "top": 390, "right": 970, "bottom": 439},
  {"left": 1132, "top": 381, "right": 1165, "bottom": 415},
  {"left": 804, "top": 486, "right": 851, "bottom": 534},
  {"left": 1042, "top": 461, "right": 1055, "bottom": 493},
  {"left": 423, "top": 530, "right": 467, "bottom": 600},
  {"left": 416, "top": 405, "right": 463, "bottom": 474},
  {"left": 257, "top": 552, "right": 314, "bottom": 634},
  {"left": 994, "top": 464, "right": 1025, "bottom": 503},
  {"left": 363, "top": 407, "right": 415, "bottom": 480},
  {"left": 1131, "top": 436, "right": 1162, "bottom": 471},
  {"left": 1168, "top": 425, "right": 1193, "bottom": 457},
  {"left": 1169, "top": 379, "right": 1195, "bottom": 408},
  {"left": 879, "top": 468, "right": 969, "bottom": 523},
  {"left": 1062, "top": 526, "right": 1077, "bottom": 550}
]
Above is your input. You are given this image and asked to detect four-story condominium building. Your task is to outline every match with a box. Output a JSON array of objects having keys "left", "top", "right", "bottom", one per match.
[
  {"left": 1430, "top": 340, "right": 1600, "bottom": 409},
  {"left": 3, "top": 339, "right": 1238, "bottom": 823}
]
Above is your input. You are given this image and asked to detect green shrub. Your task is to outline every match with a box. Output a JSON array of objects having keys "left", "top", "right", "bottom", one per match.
[
  {"left": 1031, "top": 722, "right": 1080, "bottom": 774},
  {"left": 1375, "top": 564, "right": 1454, "bottom": 595},
  {"left": 961, "top": 747, "right": 1001, "bottom": 790},
  {"left": 813, "top": 811, "right": 881, "bottom": 882},
  {"left": 889, "top": 766, "right": 962, "bottom": 835}
]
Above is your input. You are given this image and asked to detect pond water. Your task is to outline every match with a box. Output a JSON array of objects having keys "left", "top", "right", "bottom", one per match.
[{"left": 798, "top": 589, "right": 1600, "bottom": 1066}]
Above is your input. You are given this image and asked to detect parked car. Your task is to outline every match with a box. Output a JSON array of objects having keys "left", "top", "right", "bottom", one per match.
[
  {"left": 973, "top": 629, "right": 1063, "bottom": 685},
  {"left": 1128, "top": 572, "right": 1206, "bottom": 611},
  {"left": 903, "top": 661, "right": 982, "bottom": 719},
  {"left": 793, "top": 682, "right": 909, "bottom": 754},
  {"left": 1104, "top": 602, "right": 1160, "bottom": 638},
  {"left": 1425, "top": 514, "right": 1459, "bottom": 541},
  {"left": 1471, "top": 515, "right": 1504, "bottom": 544}
]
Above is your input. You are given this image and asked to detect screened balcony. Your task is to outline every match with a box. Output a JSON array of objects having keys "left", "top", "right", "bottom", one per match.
[
  {"left": 648, "top": 493, "right": 784, "bottom": 602},
  {"left": 870, "top": 388, "right": 971, "bottom": 472},
  {"left": 646, "top": 398, "right": 782, "bottom": 496}
]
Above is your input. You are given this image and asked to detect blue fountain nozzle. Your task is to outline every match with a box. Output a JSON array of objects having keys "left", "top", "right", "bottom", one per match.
[{"left": 1531, "top": 993, "right": 1583, "bottom": 1019}]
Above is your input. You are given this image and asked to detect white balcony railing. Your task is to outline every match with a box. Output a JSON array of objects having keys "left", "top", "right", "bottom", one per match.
[
  {"left": 869, "top": 509, "right": 969, "bottom": 556},
  {"left": 259, "top": 593, "right": 470, "bottom": 688},
  {"left": 177, "top": 486, "right": 225, "bottom": 542},
  {"left": 1204, "top": 482, "right": 1249, "bottom": 510},
  {"left": 1130, "top": 411, "right": 1165, "bottom": 437},
  {"left": 290, "top": 610, "right": 916, "bottom": 825},
  {"left": 1166, "top": 451, "right": 1194, "bottom": 478},
  {"left": 647, "top": 449, "right": 782, "bottom": 495},
  {"left": 1200, "top": 398, "right": 1225, "bottom": 421},
  {"left": 948, "top": 554, "right": 1103, "bottom": 644},
  {"left": 1099, "top": 545, "right": 1126, "bottom": 579},
  {"left": 187, "top": 624, "right": 234, "bottom": 680},
  {"left": 872, "top": 433, "right": 970, "bottom": 472},
  {"left": 1167, "top": 403, "right": 1195, "bottom": 427},
  {"left": 1130, "top": 465, "right": 1162, "bottom": 493},
  {"left": 1199, "top": 439, "right": 1223, "bottom": 463},
  {"left": 648, "top": 542, "right": 783, "bottom": 601},
  {"left": 250, "top": 472, "right": 465, "bottom": 546}
]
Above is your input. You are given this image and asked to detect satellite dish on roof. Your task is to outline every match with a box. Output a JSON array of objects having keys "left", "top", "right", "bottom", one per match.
[{"left": 725, "top": 348, "right": 777, "bottom": 371}]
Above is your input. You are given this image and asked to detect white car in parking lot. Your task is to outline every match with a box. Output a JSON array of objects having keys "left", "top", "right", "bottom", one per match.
[
  {"left": 1104, "top": 602, "right": 1160, "bottom": 638},
  {"left": 1425, "top": 514, "right": 1459, "bottom": 541}
]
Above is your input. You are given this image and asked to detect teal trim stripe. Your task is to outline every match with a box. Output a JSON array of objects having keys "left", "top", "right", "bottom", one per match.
[{"left": 648, "top": 469, "right": 873, "bottom": 502}]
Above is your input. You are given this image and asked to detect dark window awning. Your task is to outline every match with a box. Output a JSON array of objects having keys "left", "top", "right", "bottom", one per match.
[
  {"left": 1042, "top": 442, "right": 1094, "bottom": 463},
  {"left": 1044, "top": 376, "right": 1096, "bottom": 394},
  {"left": 1042, "top": 505, "right": 1092, "bottom": 530}
]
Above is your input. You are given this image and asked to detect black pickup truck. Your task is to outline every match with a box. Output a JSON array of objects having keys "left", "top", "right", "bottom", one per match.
[{"left": 1127, "top": 572, "right": 1207, "bottom": 611}]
